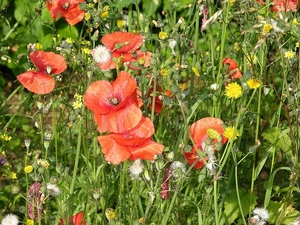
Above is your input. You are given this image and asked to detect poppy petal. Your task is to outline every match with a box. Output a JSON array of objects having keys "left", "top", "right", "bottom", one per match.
[
  {"left": 98, "top": 135, "right": 131, "bottom": 164},
  {"left": 129, "top": 141, "right": 164, "bottom": 160},
  {"left": 29, "top": 51, "right": 67, "bottom": 74},
  {"left": 17, "top": 71, "right": 55, "bottom": 94},
  {"left": 84, "top": 80, "right": 113, "bottom": 115},
  {"left": 102, "top": 32, "right": 144, "bottom": 52},
  {"left": 73, "top": 211, "right": 86, "bottom": 225},
  {"left": 94, "top": 103, "right": 142, "bottom": 133}
]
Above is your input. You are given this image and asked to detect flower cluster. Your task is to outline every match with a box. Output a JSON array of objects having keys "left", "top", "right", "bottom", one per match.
[
  {"left": 183, "top": 117, "right": 228, "bottom": 170},
  {"left": 17, "top": 51, "right": 67, "bottom": 94},
  {"left": 91, "top": 31, "right": 151, "bottom": 70},
  {"left": 84, "top": 70, "right": 164, "bottom": 164}
]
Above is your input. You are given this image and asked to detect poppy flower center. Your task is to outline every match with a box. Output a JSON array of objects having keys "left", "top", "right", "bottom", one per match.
[
  {"left": 108, "top": 97, "right": 119, "bottom": 106},
  {"left": 63, "top": 2, "right": 70, "bottom": 10},
  {"left": 46, "top": 66, "right": 52, "bottom": 74}
]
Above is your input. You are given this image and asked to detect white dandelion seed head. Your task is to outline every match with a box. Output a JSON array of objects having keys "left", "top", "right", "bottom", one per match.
[
  {"left": 168, "top": 39, "right": 177, "bottom": 55},
  {"left": 129, "top": 159, "right": 144, "bottom": 179},
  {"left": 291, "top": 217, "right": 300, "bottom": 225},
  {"left": 46, "top": 183, "right": 61, "bottom": 196},
  {"left": 1, "top": 213, "right": 19, "bottom": 225},
  {"left": 170, "top": 161, "right": 186, "bottom": 178},
  {"left": 253, "top": 207, "right": 269, "bottom": 221},
  {"left": 91, "top": 45, "right": 111, "bottom": 64}
]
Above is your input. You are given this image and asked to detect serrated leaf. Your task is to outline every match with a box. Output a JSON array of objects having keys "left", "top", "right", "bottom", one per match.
[{"left": 224, "top": 190, "right": 257, "bottom": 224}]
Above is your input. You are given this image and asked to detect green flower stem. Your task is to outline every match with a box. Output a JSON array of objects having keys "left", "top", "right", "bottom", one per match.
[{"left": 190, "top": 4, "right": 200, "bottom": 94}]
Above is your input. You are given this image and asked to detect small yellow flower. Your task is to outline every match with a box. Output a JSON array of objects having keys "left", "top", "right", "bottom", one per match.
[
  {"left": 82, "top": 47, "right": 90, "bottom": 54},
  {"left": 66, "top": 38, "right": 74, "bottom": 44},
  {"left": 81, "top": 40, "right": 91, "bottom": 46},
  {"left": 179, "top": 83, "right": 187, "bottom": 91},
  {"left": 296, "top": 42, "right": 300, "bottom": 48},
  {"left": 246, "top": 78, "right": 261, "bottom": 89},
  {"left": 223, "top": 126, "right": 239, "bottom": 140},
  {"left": 0, "top": 134, "right": 12, "bottom": 141},
  {"left": 216, "top": 46, "right": 220, "bottom": 51},
  {"left": 87, "top": 3, "right": 94, "bottom": 8},
  {"left": 24, "top": 165, "right": 33, "bottom": 174},
  {"left": 117, "top": 20, "right": 125, "bottom": 28},
  {"left": 293, "top": 18, "right": 300, "bottom": 26},
  {"left": 207, "top": 128, "right": 221, "bottom": 140},
  {"left": 10, "top": 172, "right": 17, "bottom": 179},
  {"left": 35, "top": 43, "right": 42, "bottom": 50},
  {"left": 101, "top": 11, "right": 109, "bottom": 19},
  {"left": 229, "top": 0, "right": 236, "bottom": 6},
  {"left": 103, "top": 5, "right": 110, "bottom": 11},
  {"left": 105, "top": 208, "right": 115, "bottom": 221},
  {"left": 192, "top": 67, "right": 200, "bottom": 76},
  {"left": 85, "top": 12, "right": 91, "bottom": 21},
  {"left": 225, "top": 82, "right": 242, "bottom": 99},
  {"left": 284, "top": 50, "right": 296, "bottom": 59},
  {"left": 262, "top": 23, "right": 273, "bottom": 35},
  {"left": 159, "top": 31, "right": 168, "bottom": 40},
  {"left": 160, "top": 68, "right": 168, "bottom": 76},
  {"left": 139, "top": 217, "right": 146, "bottom": 223},
  {"left": 234, "top": 42, "right": 239, "bottom": 52},
  {"left": 74, "top": 93, "right": 83, "bottom": 100},
  {"left": 27, "top": 219, "right": 34, "bottom": 225},
  {"left": 72, "top": 101, "right": 83, "bottom": 109}
]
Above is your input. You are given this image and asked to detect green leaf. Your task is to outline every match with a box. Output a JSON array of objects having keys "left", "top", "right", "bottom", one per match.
[
  {"left": 262, "top": 127, "right": 292, "bottom": 155},
  {"left": 108, "top": 0, "right": 141, "bottom": 9},
  {"left": 224, "top": 190, "right": 257, "bottom": 225}
]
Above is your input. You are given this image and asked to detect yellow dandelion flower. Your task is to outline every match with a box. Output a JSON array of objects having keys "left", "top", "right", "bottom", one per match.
[
  {"left": 74, "top": 93, "right": 82, "bottom": 100},
  {"left": 179, "top": 83, "right": 187, "bottom": 91},
  {"left": 246, "top": 78, "right": 261, "bottom": 89},
  {"left": 85, "top": 12, "right": 91, "bottom": 21},
  {"left": 223, "top": 126, "right": 239, "bottom": 140},
  {"left": 27, "top": 219, "right": 34, "bottom": 225},
  {"left": 105, "top": 208, "right": 115, "bottom": 221},
  {"left": 225, "top": 82, "right": 242, "bottom": 99},
  {"left": 160, "top": 68, "right": 168, "bottom": 76},
  {"left": 263, "top": 23, "right": 273, "bottom": 35},
  {"left": 66, "top": 38, "right": 74, "bottom": 44},
  {"left": 207, "top": 128, "right": 221, "bottom": 140},
  {"left": 192, "top": 67, "right": 200, "bottom": 76},
  {"left": 284, "top": 50, "right": 296, "bottom": 59},
  {"left": 101, "top": 11, "right": 109, "bottom": 19},
  {"left": 10, "top": 172, "right": 17, "bottom": 179},
  {"left": 159, "top": 31, "right": 168, "bottom": 40},
  {"left": 35, "top": 43, "right": 42, "bottom": 50},
  {"left": 117, "top": 20, "right": 125, "bottom": 28},
  {"left": 24, "top": 165, "right": 33, "bottom": 174}
]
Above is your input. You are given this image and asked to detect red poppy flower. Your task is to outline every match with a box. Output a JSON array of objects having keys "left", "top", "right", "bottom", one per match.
[
  {"left": 60, "top": 211, "right": 86, "bottom": 225},
  {"left": 183, "top": 117, "right": 228, "bottom": 169},
  {"left": 96, "top": 32, "right": 147, "bottom": 70},
  {"left": 84, "top": 71, "right": 142, "bottom": 133},
  {"left": 17, "top": 51, "right": 67, "bottom": 94},
  {"left": 256, "top": 0, "right": 298, "bottom": 12},
  {"left": 222, "top": 58, "right": 242, "bottom": 80},
  {"left": 98, "top": 117, "right": 164, "bottom": 164},
  {"left": 46, "top": 0, "right": 85, "bottom": 25}
]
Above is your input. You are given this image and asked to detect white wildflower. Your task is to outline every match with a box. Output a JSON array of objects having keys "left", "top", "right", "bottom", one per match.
[
  {"left": 46, "top": 183, "right": 61, "bottom": 196},
  {"left": 91, "top": 45, "right": 111, "bottom": 64},
  {"left": 168, "top": 39, "right": 177, "bottom": 55},
  {"left": 1, "top": 214, "right": 19, "bottom": 225},
  {"left": 129, "top": 159, "right": 144, "bottom": 179},
  {"left": 169, "top": 161, "right": 186, "bottom": 178}
]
